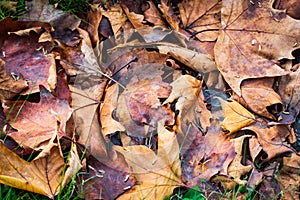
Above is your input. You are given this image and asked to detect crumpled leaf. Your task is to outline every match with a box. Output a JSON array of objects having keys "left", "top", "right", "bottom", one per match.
[
  {"left": 3, "top": 87, "right": 72, "bottom": 150},
  {"left": 214, "top": 0, "right": 298, "bottom": 95},
  {"left": 0, "top": 141, "right": 65, "bottom": 199},
  {"left": 0, "top": 58, "right": 28, "bottom": 100},
  {"left": 217, "top": 97, "right": 255, "bottom": 134},
  {"left": 239, "top": 78, "right": 283, "bottom": 119},
  {"left": 100, "top": 83, "right": 125, "bottom": 137},
  {"left": 277, "top": 153, "right": 300, "bottom": 200},
  {"left": 101, "top": 4, "right": 127, "bottom": 35},
  {"left": 164, "top": 75, "right": 211, "bottom": 136},
  {"left": 245, "top": 123, "right": 294, "bottom": 161},
  {"left": 178, "top": 0, "right": 221, "bottom": 41},
  {"left": 115, "top": 121, "right": 182, "bottom": 200},
  {"left": 158, "top": 0, "right": 180, "bottom": 31},
  {"left": 228, "top": 135, "right": 253, "bottom": 186}
]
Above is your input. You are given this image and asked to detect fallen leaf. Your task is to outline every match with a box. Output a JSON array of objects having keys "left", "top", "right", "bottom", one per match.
[
  {"left": 101, "top": 4, "right": 127, "bottom": 35},
  {"left": 0, "top": 58, "right": 28, "bottom": 100},
  {"left": 228, "top": 135, "right": 252, "bottom": 186},
  {"left": 214, "top": 0, "right": 298, "bottom": 96},
  {"left": 79, "top": 153, "right": 135, "bottom": 200},
  {"left": 100, "top": 83, "right": 125, "bottom": 137},
  {"left": 245, "top": 123, "right": 294, "bottom": 161},
  {"left": 240, "top": 78, "right": 283, "bottom": 119},
  {"left": 178, "top": 0, "right": 221, "bottom": 42},
  {"left": 217, "top": 97, "right": 255, "bottom": 134},
  {"left": 3, "top": 86, "right": 72, "bottom": 150},
  {"left": 0, "top": 141, "right": 65, "bottom": 199},
  {"left": 0, "top": 30, "right": 56, "bottom": 94},
  {"left": 158, "top": 0, "right": 180, "bottom": 31},
  {"left": 164, "top": 75, "right": 212, "bottom": 137},
  {"left": 115, "top": 121, "right": 182, "bottom": 200}
]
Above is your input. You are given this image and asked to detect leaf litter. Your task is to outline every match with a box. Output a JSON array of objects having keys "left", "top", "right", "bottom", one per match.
[{"left": 0, "top": 0, "right": 299, "bottom": 199}]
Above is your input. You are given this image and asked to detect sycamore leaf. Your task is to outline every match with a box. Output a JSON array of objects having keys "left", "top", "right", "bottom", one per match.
[
  {"left": 217, "top": 97, "right": 255, "bottom": 134},
  {"left": 3, "top": 87, "right": 72, "bottom": 150},
  {"left": 115, "top": 121, "right": 182, "bottom": 200},
  {"left": 0, "top": 141, "right": 65, "bottom": 199},
  {"left": 214, "top": 0, "right": 299, "bottom": 95},
  {"left": 100, "top": 83, "right": 125, "bottom": 137}
]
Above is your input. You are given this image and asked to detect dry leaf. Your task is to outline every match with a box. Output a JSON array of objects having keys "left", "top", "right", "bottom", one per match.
[
  {"left": 214, "top": 0, "right": 298, "bottom": 95},
  {"left": 115, "top": 121, "right": 182, "bottom": 200},
  {"left": 164, "top": 75, "right": 211, "bottom": 136},
  {"left": 217, "top": 97, "right": 255, "bottom": 134},
  {"left": 0, "top": 141, "right": 65, "bottom": 199},
  {"left": 178, "top": 0, "right": 221, "bottom": 41}
]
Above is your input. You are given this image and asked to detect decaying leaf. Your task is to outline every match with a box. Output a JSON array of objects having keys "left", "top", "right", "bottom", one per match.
[
  {"left": 240, "top": 78, "right": 283, "bottom": 119},
  {"left": 217, "top": 97, "right": 255, "bottom": 134},
  {"left": 228, "top": 135, "right": 252, "bottom": 186},
  {"left": 3, "top": 87, "right": 72, "bottom": 150},
  {"left": 215, "top": 0, "right": 298, "bottom": 96},
  {"left": 115, "top": 121, "right": 182, "bottom": 200},
  {"left": 0, "top": 58, "right": 28, "bottom": 100},
  {"left": 164, "top": 75, "right": 211, "bottom": 137}
]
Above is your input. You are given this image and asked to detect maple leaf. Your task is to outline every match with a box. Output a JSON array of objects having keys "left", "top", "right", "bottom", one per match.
[
  {"left": 228, "top": 135, "right": 253, "bottom": 186},
  {"left": 115, "top": 121, "right": 182, "bottom": 200},
  {"left": 245, "top": 122, "right": 294, "bottom": 161},
  {"left": 239, "top": 78, "right": 283, "bottom": 119},
  {"left": 214, "top": 0, "right": 300, "bottom": 96},
  {"left": 3, "top": 87, "right": 72, "bottom": 150}
]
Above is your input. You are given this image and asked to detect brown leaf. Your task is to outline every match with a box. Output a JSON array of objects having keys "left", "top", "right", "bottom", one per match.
[
  {"left": 164, "top": 75, "right": 212, "bottom": 136},
  {"left": 79, "top": 153, "right": 135, "bottom": 200},
  {"left": 245, "top": 123, "right": 294, "bottom": 161},
  {"left": 178, "top": 0, "right": 221, "bottom": 42},
  {"left": 240, "top": 78, "right": 283, "bottom": 119},
  {"left": 115, "top": 121, "right": 182, "bottom": 200},
  {"left": 0, "top": 59, "right": 28, "bottom": 100},
  {"left": 158, "top": 0, "right": 180, "bottom": 31},
  {"left": 0, "top": 141, "right": 65, "bottom": 198},
  {"left": 228, "top": 135, "right": 252, "bottom": 186},
  {"left": 117, "top": 78, "right": 172, "bottom": 137},
  {"left": 0, "top": 30, "right": 56, "bottom": 94},
  {"left": 4, "top": 87, "right": 72, "bottom": 149},
  {"left": 217, "top": 97, "right": 255, "bottom": 134},
  {"left": 214, "top": 0, "right": 298, "bottom": 96},
  {"left": 143, "top": 1, "right": 167, "bottom": 28},
  {"left": 100, "top": 83, "right": 125, "bottom": 137},
  {"left": 101, "top": 4, "right": 127, "bottom": 35}
]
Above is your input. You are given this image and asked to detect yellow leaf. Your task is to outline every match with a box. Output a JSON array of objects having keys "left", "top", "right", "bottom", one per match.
[
  {"left": 115, "top": 121, "right": 182, "bottom": 200},
  {"left": 217, "top": 97, "right": 255, "bottom": 134},
  {"left": 0, "top": 141, "right": 65, "bottom": 199}
]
